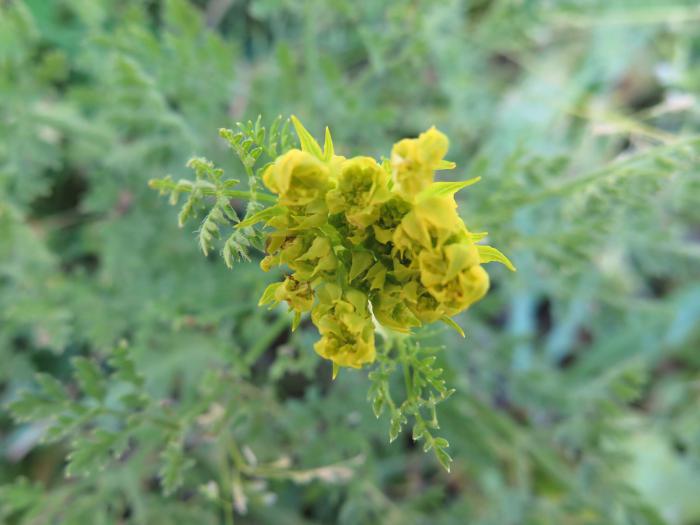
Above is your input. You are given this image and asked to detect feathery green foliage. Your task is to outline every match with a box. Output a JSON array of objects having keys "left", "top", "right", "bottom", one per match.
[{"left": 1, "top": 0, "right": 700, "bottom": 524}]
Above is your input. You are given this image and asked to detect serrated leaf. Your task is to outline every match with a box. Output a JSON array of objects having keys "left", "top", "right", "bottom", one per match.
[
  {"left": 442, "top": 388, "right": 456, "bottom": 400},
  {"left": 177, "top": 194, "right": 196, "bottom": 227},
  {"left": 412, "top": 421, "right": 425, "bottom": 441},
  {"left": 71, "top": 357, "right": 106, "bottom": 401},
  {"left": 66, "top": 429, "right": 121, "bottom": 478},
  {"left": 159, "top": 439, "right": 195, "bottom": 496},
  {"left": 107, "top": 343, "right": 144, "bottom": 387},
  {"left": 223, "top": 231, "right": 251, "bottom": 268},
  {"left": 0, "top": 478, "right": 43, "bottom": 517},
  {"left": 433, "top": 437, "right": 449, "bottom": 449},
  {"left": 35, "top": 373, "right": 66, "bottom": 400},
  {"left": 435, "top": 446, "right": 452, "bottom": 473},
  {"left": 44, "top": 411, "right": 95, "bottom": 443},
  {"left": 372, "top": 396, "right": 384, "bottom": 418},
  {"left": 7, "top": 393, "right": 56, "bottom": 422},
  {"left": 389, "top": 416, "right": 401, "bottom": 443},
  {"left": 119, "top": 392, "right": 150, "bottom": 410},
  {"left": 8, "top": 374, "right": 69, "bottom": 422}
]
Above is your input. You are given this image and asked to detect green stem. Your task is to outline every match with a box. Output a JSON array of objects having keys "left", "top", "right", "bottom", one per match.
[
  {"left": 101, "top": 407, "right": 180, "bottom": 431},
  {"left": 150, "top": 179, "right": 277, "bottom": 203},
  {"left": 226, "top": 189, "right": 276, "bottom": 203},
  {"left": 227, "top": 436, "right": 249, "bottom": 473},
  {"left": 220, "top": 439, "right": 235, "bottom": 525},
  {"left": 242, "top": 161, "right": 260, "bottom": 216},
  {"left": 396, "top": 336, "right": 413, "bottom": 399}
]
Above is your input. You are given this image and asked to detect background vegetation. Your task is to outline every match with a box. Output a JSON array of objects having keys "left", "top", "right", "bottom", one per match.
[{"left": 1, "top": 0, "right": 699, "bottom": 523}]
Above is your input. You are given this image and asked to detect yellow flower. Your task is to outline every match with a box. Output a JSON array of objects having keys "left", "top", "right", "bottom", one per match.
[
  {"left": 408, "top": 286, "right": 445, "bottom": 323},
  {"left": 371, "top": 283, "right": 421, "bottom": 333},
  {"left": 274, "top": 275, "right": 314, "bottom": 313},
  {"left": 312, "top": 284, "right": 375, "bottom": 368},
  {"left": 258, "top": 275, "right": 314, "bottom": 314},
  {"left": 372, "top": 196, "right": 413, "bottom": 244},
  {"left": 244, "top": 119, "right": 515, "bottom": 373},
  {"left": 260, "top": 226, "right": 337, "bottom": 282},
  {"left": 418, "top": 243, "right": 480, "bottom": 289},
  {"left": 418, "top": 244, "right": 489, "bottom": 315},
  {"left": 260, "top": 229, "right": 311, "bottom": 272},
  {"left": 262, "top": 149, "right": 332, "bottom": 208},
  {"left": 326, "top": 156, "right": 391, "bottom": 230},
  {"left": 391, "top": 127, "right": 450, "bottom": 199},
  {"left": 392, "top": 196, "right": 463, "bottom": 256},
  {"left": 290, "top": 236, "right": 337, "bottom": 281}
]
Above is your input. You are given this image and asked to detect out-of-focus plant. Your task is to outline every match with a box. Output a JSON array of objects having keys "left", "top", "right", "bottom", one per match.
[{"left": 1, "top": 0, "right": 700, "bottom": 524}]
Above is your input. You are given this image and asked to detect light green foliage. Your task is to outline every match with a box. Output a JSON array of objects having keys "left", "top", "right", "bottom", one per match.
[
  {"left": 150, "top": 115, "right": 296, "bottom": 266},
  {"left": 1, "top": 0, "right": 700, "bottom": 524},
  {"left": 368, "top": 334, "right": 456, "bottom": 471}
]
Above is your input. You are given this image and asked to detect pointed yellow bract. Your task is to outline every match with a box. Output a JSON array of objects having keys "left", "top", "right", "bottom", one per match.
[
  {"left": 391, "top": 127, "right": 450, "bottom": 200},
  {"left": 257, "top": 118, "right": 515, "bottom": 374}
]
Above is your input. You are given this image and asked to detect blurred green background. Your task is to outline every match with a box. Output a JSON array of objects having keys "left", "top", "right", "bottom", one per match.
[{"left": 1, "top": 0, "right": 700, "bottom": 524}]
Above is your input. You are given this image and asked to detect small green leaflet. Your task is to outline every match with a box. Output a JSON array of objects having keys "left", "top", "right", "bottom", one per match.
[
  {"left": 71, "top": 357, "right": 107, "bottom": 401},
  {"left": 418, "top": 176, "right": 481, "bottom": 200},
  {"left": 258, "top": 282, "right": 282, "bottom": 307},
  {"left": 236, "top": 205, "right": 285, "bottom": 229},
  {"left": 292, "top": 311, "right": 302, "bottom": 332},
  {"left": 349, "top": 251, "right": 374, "bottom": 281},
  {"left": 323, "top": 126, "right": 335, "bottom": 161},
  {"left": 66, "top": 430, "right": 124, "bottom": 478},
  {"left": 476, "top": 245, "right": 517, "bottom": 271},
  {"left": 291, "top": 115, "right": 324, "bottom": 159},
  {"left": 441, "top": 316, "right": 465, "bottom": 338},
  {"left": 159, "top": 438, "right": 195, "bottom": 495}
]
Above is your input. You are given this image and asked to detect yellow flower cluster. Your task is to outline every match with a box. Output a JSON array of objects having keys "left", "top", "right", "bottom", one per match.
[{"left": 255, "top": 117, "right": 514, "bottom": 374}]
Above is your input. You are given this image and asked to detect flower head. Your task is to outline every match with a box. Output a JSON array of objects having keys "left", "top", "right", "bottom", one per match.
[
  {"left": 392, "top": 196, "right": 463, "bottom": 256},
  {"left": 252, "top": 118, "right": 514, "bottom": 376},
  {"left": 263, "top": 149, "right": 332, "bottom": 208},
  {"left": 312, "top": 284, "right": 375, "bottom": 368},
  {"left": 418, "top": 244, "right": 488, "bottom": 315},
  {"left": 327, "top": 156, "right": 391, "bottom": 231},
  {"left": 391, "top": 127, "right": 450, "bottom": 200},
  {"left": 275, "top": 275, "right": 314, "bottom": 313}
]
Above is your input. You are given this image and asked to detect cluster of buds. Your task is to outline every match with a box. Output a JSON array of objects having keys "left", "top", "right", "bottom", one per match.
[{"left": 255, "top": 118, "right": 514, "bottom": 375}]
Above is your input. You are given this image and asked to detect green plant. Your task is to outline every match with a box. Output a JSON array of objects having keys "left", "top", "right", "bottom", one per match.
[{"left": 2, "top": 0, "right": 700, "bottom": 524}]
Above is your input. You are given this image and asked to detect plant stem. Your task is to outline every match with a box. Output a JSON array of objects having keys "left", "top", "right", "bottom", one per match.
[
  {"left": 220, "top": 440, "right": 235, "bottom": 525},
  {"left": 149, "top": 178, "right": 277, "bottom": 203},
  {"left": 397, "top": 337, "right": 413, "bottom": 399}
]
